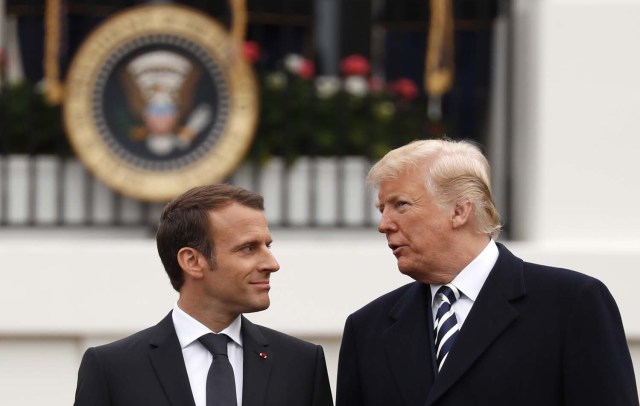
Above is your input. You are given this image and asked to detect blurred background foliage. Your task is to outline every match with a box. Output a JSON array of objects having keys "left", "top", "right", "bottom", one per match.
[
  {"left": 1, "top": 0, "right": 496, "bottom": 163},
  {"left": 1, "top": 52, "right": 436, "bottom": 162},
  {"left": 0, "top": 81, "right": 66, "bottom": 155},
  {"left": 249, "top": 52, "right": 435, "bottom": 164}
]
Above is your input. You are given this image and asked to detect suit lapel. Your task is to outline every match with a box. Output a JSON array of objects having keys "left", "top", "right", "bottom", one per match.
[
  {"left": 241, "top": 316, "right": 272, "bottom": 406},
  {"left": 148, "top": 312, "right": 196, "bottom": 406},
  {"left": 384, "top": 282, "right": 436, "bottom": 406},
  {"left": 426, "top": 244, "right": 526, "bottom": 405}
]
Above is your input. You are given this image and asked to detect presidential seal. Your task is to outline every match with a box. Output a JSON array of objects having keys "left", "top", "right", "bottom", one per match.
[{"left": 63, "top": 4, "right": 258, "bottom": 201}]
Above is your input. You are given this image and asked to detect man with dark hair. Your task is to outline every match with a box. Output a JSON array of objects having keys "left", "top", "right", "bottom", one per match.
[
  {"left": 74, "top": 184, "right": 333, "bottom": 406},
  {"left": 336, "top": 139, "right": 638, "bottom": 406}
]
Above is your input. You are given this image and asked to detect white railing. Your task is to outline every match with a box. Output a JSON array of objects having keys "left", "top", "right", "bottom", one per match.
[{"left": 0, "top": 155, "right": 379, "bottom": 227}]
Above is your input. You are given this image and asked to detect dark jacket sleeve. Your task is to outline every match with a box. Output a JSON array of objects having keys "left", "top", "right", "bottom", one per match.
[
  {"left": 336, "top": 315, "right": 363, "bottom": 406},
  {"left": 562, "top": 278, "right": 639, "bottom": 405},
  {"left": 312, "top": 345, "right": 335, "bottom": 406},
  {"left": 74, "top": 347, "right": 111, "bottom": 406}
]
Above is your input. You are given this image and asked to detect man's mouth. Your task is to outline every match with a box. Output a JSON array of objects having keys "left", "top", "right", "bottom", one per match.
[{"left": 389, "top": 244, "right": 403, "bottom": 255}]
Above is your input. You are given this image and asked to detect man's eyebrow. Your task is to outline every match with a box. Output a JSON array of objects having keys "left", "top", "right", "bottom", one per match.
[
  {"left": 375, "top": 195, "right": 398, "bottom": 210},
  {"left": 231, "top": 239, "right": 257, "bottom": 251},
  {"left": 379, "top": 194, "right": 400, "bottom": 204},
  {"left": 231, "top": 237, "right": 273, "bottom": 251}
]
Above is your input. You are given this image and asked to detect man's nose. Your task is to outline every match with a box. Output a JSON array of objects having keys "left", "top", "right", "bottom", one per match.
[
  {"left": 377, "top": 211, "right": 396, "bottom": 234},
  {"left": 263, "top": 249, "right": 280, "bottom": 273}
]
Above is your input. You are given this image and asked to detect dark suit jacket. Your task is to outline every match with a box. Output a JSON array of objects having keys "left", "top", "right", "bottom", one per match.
[
  {"left": 74, "top": 313, "right": 333, "bottom": 406},
  {"left": 336, "top": 243, "right": 639, "bottom": 406}
]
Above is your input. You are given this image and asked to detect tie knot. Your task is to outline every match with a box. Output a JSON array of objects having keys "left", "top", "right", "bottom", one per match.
[
  {"left": 438, "top": 284, "right": 460, "bottom": 305},
  {"left": 198, "top": 333, "right": 230, "bottom": 356}
]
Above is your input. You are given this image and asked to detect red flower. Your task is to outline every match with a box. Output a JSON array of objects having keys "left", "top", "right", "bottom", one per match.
[
  {"left": 391, "top": 78, "right": 419, "bottom": 100},
  {"left": 242, "top": 41, "right": 261, "bottom": 64},
  {"left": 298, "top": 59, "right": 315, "bottom": 80},
  {"left": 340, "top": 54, "right": 370, "bottom": 76},
  {"left": 368, "top": 76, "right": 385, "bottom": 93}
]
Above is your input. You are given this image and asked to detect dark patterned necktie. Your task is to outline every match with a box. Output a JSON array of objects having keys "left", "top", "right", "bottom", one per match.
[
  {"left": 434, "top": 284, "right": 461, "bottom": 372},
  {"left": 198, "top": 333, "right": 237, "bottom": 406}
]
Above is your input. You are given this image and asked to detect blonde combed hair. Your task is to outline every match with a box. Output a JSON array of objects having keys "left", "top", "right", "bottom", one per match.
[{"left": 368, "top": 139, "right": 501, "bottom": 238}]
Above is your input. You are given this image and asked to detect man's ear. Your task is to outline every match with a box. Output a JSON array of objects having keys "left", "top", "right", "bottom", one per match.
[
  {"left": 451, "top": 200, "right": 473, "bottom": 229},
  {"left": 177, "top": 247, "right": 207, "bottom": 280}
]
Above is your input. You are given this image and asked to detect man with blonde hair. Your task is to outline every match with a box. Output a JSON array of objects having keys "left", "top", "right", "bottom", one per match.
[{"left": 336, "top": 139, "right": 638, "bottom": 405}]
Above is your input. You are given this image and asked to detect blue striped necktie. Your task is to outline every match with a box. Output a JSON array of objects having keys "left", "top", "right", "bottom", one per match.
[{"left": 434, "top": 284, "right": 461, "bottom": 372}]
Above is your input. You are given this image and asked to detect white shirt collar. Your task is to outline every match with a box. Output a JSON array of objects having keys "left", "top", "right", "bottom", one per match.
[
  {"left": 172, "top": 303, "right": 243, "bottom": 349},
  {"left": 431, "top": 239, "right": 499, "bottom": 304}
]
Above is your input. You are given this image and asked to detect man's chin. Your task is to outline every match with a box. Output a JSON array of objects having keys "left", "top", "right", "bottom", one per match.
[
  {"left": 397, "top": 263, "right": 417, "bottom": 277},
  {"left": 397, "top": 262, "right": 425, "bottom": 282},
  {"left": 242, "top": 299, "right": 270, "bottom": 314}
]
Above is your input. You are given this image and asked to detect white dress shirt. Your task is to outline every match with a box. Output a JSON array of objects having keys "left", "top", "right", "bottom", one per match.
[
  {"left": 431, "top": 239, "right": 499, "bottom": 329},
  {"left": 172, "top": 303, "right": 244, "bottom": 406}
]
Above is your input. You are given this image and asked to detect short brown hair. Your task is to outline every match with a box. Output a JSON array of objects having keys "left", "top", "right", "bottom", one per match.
[{"left": 156, "top": 184, "right": 264, "bottom": 291}]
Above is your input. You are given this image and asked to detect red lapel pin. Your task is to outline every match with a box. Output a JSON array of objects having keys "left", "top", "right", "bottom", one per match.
[{"left": 259, "top": 352, "right": 268, "bottom": 359}]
